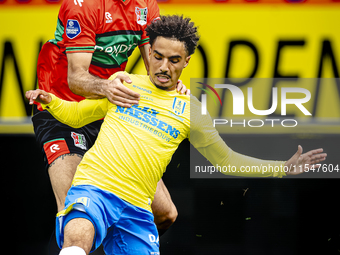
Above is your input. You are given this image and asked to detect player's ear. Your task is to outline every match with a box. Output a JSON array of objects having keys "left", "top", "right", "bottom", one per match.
[{"left": 184, "top": 55, "right": 191, "bottom": 68}]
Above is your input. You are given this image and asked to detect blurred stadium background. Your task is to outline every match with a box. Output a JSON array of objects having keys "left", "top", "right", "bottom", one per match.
[{"left": 1, "top": 0, "right": 339, "bottom": 254}]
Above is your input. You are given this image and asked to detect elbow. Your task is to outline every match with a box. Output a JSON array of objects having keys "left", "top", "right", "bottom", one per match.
[
  {"left": 67, "top": 73, "right": 79, "bottom": 95},
  {"left": 153, "top": 203, "right": 178, "bottom": 232}
]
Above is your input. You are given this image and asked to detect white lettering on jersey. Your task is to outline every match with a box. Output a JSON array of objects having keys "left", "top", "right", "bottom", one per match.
[
  {"left": 105, "top": 12, "right": 113, "bottom": 23},
  {"left": 74, "top": 0, "right": 83, "bottom": 7}
]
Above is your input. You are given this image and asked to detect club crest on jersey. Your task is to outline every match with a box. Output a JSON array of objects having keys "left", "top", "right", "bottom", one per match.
[
  {"left": 71, "top": 132, "right": 87, "bottom": 150},
  {"left": 135, "top": 7, "right": 148, "bottom": 25},
  {"left": 172, "top": 97, "right": 186, "bottom": 116},
  {"left": 66, "top": 19, "right": 81, "bottom": 39}
]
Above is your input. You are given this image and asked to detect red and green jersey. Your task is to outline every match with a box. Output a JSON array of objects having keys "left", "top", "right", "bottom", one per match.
[{"left": 37, "top": 0, "right": 159, "bottom": 107}]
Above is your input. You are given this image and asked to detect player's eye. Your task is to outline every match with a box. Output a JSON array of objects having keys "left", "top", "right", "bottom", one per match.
[
  {"left": 154, "top": 55, "right": 162, "bottom": 60},
  {"left": 170, "top": 59, "right": 179, "bottom": 64}
]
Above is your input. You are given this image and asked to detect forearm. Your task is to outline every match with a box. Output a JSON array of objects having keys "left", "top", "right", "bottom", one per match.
[
  {"left": 197, "top": 139, "right": 286, "bottom": 178},
  {"left": 68, "top": 70, "right": 110, "bottom": 99},
  {"left": 139, "top": 44, "right": 150, "bottom": 74},
  {"left": 41, "top": 94, "right": 108, "bottom": 128}
]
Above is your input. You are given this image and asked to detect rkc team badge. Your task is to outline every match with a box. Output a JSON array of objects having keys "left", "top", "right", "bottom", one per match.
[
  {"left": 172, "top": 97, "right": 186, "bottom": 115},
  {"left": 135, "top": 7, "right": 148, "bottom": 25}
]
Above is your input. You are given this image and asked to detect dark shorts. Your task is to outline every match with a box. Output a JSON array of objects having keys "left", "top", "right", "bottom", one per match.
[{"left": 32, "top": 106, "right": 103, "bottom": 171}]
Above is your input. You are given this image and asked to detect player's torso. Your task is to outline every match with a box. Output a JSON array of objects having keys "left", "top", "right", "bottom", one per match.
[
  {"left": 55, "top": 0, "right": 149, "bottom": 77},
  {"left": 86, "top": 0, "right": 149, "bottom": 75},
  {"left": 75, "top": 74, "right": 190, "bottom": 211},
  {"left": 39, "top": 0, "right": 156, "bottom": 104},
  {"left": 104, "top": 74, "right": 190, "bottom": 174}
]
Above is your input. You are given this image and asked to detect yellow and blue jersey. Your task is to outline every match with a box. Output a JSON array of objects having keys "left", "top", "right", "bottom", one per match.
[
  {"left": 43, "top": 72, "right": 191, "bottom": 211},
  {"left": 42, "top": 71, "right": 286, "bottom": 212}
]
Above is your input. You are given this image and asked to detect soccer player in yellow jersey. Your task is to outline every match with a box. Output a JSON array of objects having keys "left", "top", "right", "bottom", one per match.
[{"left": 26, "top": 15, "right": 327, "bottom": 255}]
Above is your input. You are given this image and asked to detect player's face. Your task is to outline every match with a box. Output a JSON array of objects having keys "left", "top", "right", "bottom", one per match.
[{"left": 148, "top": 36, "right": 191, "bottom": 91}]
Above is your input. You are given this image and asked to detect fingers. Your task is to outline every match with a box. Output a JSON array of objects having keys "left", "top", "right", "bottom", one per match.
[
  {"left": 106, "top": 78, "right": 140, "bottom": 107},
  {"left": 26, "top": 89, "right": 44, "bottom": 105},
  {"left": 310, "top": 152, "right": 327, "bottom": 160},
  {"left": 26, "top": 89, "right": 52, "bottom": 105},
  {"left": 176, "top": 80, "right": 189, "bottom": 95},
  {"left": 301, "top": 149, "right": 327, "bottom": 165},
  {"left": 298, "top": 150, "right": 327, "bottom": 173},
  {"left": 112, "top": 76, "right": 140, "bottom": 98},
  {"left": 309, "top": 153, "right": 327, "bottom": 164},
  {"left": 179, "top": 84, "right": 186, "bottom": 94},
  {"left": 305, "top": 148, "right": 324, "bottom": 157},
  {"left": 116, "top": 73, "right": 132, "bottom": 84},
  {"left": 108, "top": 95, "right": 139, "bottom": 108},
  {"left": 25, "top": 90, "right": 33, "bottom": 104},
  {"left": 115, "top": 85, "right": 140, "bottom": 100},
  {"left": 106, "top": 88, "right": 140, "bottom": 107},
  {"left": 286, "top": 146, "right": 328, "bottom": 176}
]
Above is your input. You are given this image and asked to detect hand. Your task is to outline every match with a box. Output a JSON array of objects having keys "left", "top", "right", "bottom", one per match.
[
  {"left": 284, "top": 145, "right": 327, "bottom": 175},
  {"left": 176, "top": 80, "right": 190, "bottom": 95},
  {"left": 105, "top": 73, "right": 140, "bottom": 107},
  {"left": 26, "top": 89, "right": 52, "bottom": 105}
]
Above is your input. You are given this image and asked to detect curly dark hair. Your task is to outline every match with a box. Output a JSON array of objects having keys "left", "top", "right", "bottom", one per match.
[{"left": 145, "top": 15, "right": 200, "bottom": 56}]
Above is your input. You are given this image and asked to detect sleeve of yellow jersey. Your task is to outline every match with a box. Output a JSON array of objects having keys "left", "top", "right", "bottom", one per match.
[
  {"left": 41, "top": 94, "right": 109, "bottom": 128},
  {"left": 189, "top": 95, "right": 286, "bottom": 178}
]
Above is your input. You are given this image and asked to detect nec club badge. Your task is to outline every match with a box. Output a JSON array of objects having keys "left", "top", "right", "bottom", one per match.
[
  {"left": 135, "top": 7, "right": 148, "bottom": 25},
  {"left": 71, "top": 132, "right": 87, "bottom": 150},
  {"left": 66, "top": 19, "right": 81, "bottom": 39}
]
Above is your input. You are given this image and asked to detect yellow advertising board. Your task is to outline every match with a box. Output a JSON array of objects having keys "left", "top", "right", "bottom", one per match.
[{"left": 0, "top": 1, "right": 339, "bottom": 133}]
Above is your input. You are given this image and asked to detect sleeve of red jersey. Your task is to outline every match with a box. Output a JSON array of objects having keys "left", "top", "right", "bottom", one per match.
[
  {"left": 139, "top": 0, "right": 160, "bottom": 48},
  {"left": 59, "top": 0, "right": 98, "bottom": 54}
]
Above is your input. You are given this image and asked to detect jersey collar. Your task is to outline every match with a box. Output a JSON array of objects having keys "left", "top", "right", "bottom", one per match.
[{"left": 120, "top": 0, "right": 131, "bottom": 5}]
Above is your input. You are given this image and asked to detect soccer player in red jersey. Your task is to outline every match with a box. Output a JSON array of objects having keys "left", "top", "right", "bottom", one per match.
[{"left": 33, "top": 0, "right": 180, "bottom": 245}]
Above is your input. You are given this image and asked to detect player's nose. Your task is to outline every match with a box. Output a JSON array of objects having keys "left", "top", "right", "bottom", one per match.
[{"left": 159, "top": 59, "right": 170, "bottom": 72}]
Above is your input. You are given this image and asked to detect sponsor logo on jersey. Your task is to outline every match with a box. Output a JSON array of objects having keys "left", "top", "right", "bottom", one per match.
[
  {"left": 94, "top": 43, "right": 138, "bottom": 57},
  {"left": 74, "top": 0, "right": 83, "bottom": 7},
  {"left": 75, "top": 197, "right": 91, "bottom": 207},
  {"left": 135, "top": 7, "right": 148, "bottom": 25},
  {"left": 133, "top": 84, "right": 152, "bottom": 94},
  {"left": 105, "top": 12, "right": 113, "bottom": 23},
  {"left": 71, "top": 132, "right": 87, "bottom": 150},
  {"left": 116, "top": 105, "right": 181, "bottom": 140},
  {"left": 148, "top": 234, "right": 159, "bottom": 244},
  {"left": 66, "top": 19, "right": 81, "bottom": 39},
  {"left": 172, "top": 97, "right": 186, "bottom": 115},
  {"left": 43, "top": 138, "right": 70, "bottom": 164}
]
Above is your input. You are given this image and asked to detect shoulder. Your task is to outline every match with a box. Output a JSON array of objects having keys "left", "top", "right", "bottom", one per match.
[
  {"left": 61, "top": 0, "right": 100, "bottom": 9},
  {"left": 108, "top": 72, "right": 149, "bottom": 82},
  {"left": 59, "top": 0, "right": 101, "bottom": 20},
  {"left": 108, "top": 71, "right": 132, "bottom": 81}
]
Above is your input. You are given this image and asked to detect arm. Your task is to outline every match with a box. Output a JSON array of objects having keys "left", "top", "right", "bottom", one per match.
[
  {"left": 196, "top": 139, "right": 286, "bottom": 177},
  {"left": 139, "top": 44, "right": 150, "bottom": 75},
  {"left": 26, "top": 89, "right": 108, "bottom": 128},
  {"left": 57, "top": 0, "right": 140, "bottom": 107},
  {"left": 196, "top": 140, "right": 326, "bottom": 177},
  {"left": 67, "top": 52, "right": 140, "bottom": 107}
]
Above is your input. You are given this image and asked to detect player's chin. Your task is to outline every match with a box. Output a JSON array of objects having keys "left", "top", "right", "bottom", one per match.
[{"left": 155, "top": 81, "right": 173, "bottom": 90}]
